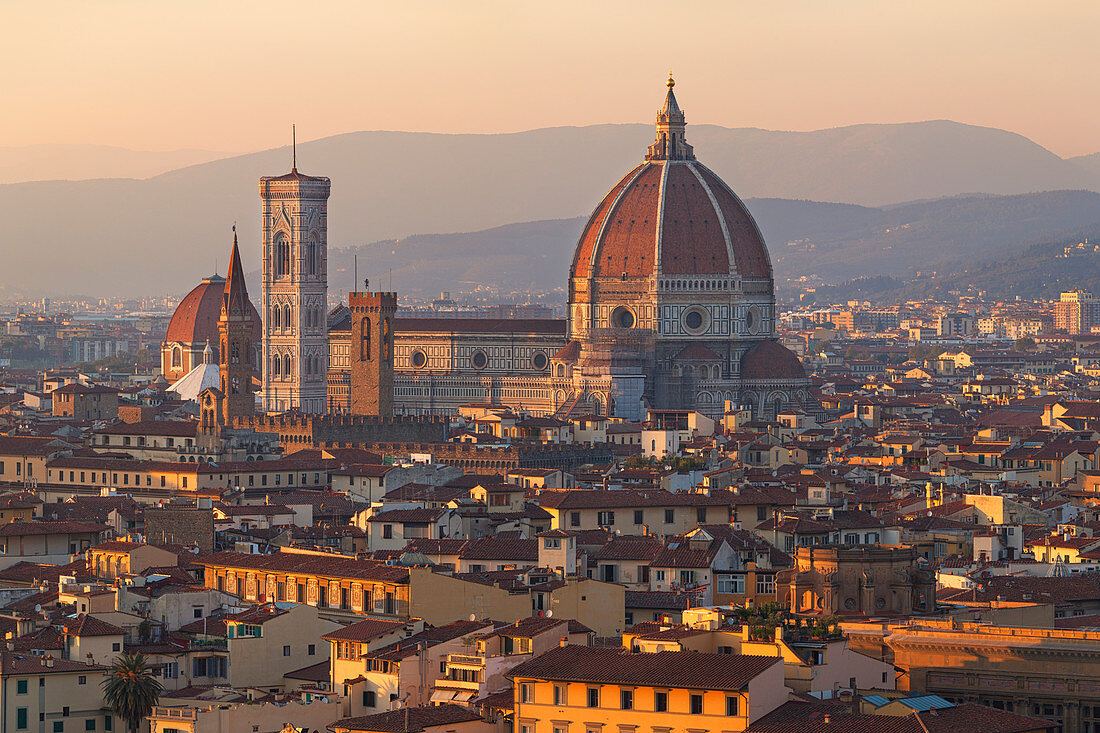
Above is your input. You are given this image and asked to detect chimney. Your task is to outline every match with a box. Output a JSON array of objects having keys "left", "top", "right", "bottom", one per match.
[{"left": 560, "top": 636, "right": 568, "bottom": 648}]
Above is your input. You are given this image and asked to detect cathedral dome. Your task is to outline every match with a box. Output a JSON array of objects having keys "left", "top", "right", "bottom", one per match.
[
  {"left": 166, "top": 275, "right": 261, "bottom": 344},
  {"left": 570, "top": 78, "right": 772, "bottom": 282},
  {"left": 740, "top": 339, "right": 807, "bottom": 381}
]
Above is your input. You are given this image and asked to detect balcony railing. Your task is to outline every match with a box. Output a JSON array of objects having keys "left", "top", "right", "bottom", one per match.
[
  {"left": 151, "top": 707, "right": 197, "bottom": 720},
  {"left": 436, "top": 678, "right": 481, "bottom": 690},
  {"left": 447, "top": 654, "right": 485, "bottom": 667}
]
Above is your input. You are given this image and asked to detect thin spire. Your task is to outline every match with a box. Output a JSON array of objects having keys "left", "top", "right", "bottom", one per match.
[
  {"left": 292, "top": 124, "right": 297, "bottom": 172},
  {"left": 223, "top": 223, "right": 250, "bottom": 318}
]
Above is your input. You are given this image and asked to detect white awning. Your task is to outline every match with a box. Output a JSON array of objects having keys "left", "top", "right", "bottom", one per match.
[{"left": 430, "top": 690, "right": 457, "bottom": 704}]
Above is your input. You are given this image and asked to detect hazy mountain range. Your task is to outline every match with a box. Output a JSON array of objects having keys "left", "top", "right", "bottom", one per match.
[
  {"left": 314, "top": 190, "right": 1100, "bottom": 303},
  {"left": 0, "top": 145, "right": 231, "bottom": 185},
  {"left": 2, "top": 120, "right": 1100, "bottom": 298}
]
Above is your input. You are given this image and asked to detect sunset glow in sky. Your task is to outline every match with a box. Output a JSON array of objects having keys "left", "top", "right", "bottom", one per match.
[{"left": 5, "top": 0, "right": 1099, "bottom": 157}]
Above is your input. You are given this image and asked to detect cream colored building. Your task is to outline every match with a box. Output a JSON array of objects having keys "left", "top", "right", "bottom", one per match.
[
  {"left": 224, "top": 602, "right": 340, "bottom": 689},
  {"left": 0, "top": 651, "right": 111, "bottom": 733},
  {"left": 507, "top": 645, "right": 788, "bottom": 732}
]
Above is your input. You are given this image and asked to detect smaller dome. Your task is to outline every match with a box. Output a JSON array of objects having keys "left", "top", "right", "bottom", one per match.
[
  {"left": 166, "top": 275, "right": 261, "bottom": 344},
  {"left": 741, "top": 340, "right": 807, "bottom": 380}
]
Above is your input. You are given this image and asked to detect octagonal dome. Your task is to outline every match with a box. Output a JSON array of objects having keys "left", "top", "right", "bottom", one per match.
[{"left": 570, "top": 78, "right": 772, "bottom": 282}]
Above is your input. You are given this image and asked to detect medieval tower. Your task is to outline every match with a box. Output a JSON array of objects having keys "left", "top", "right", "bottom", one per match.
[
  {"left": 259, "top": 147, "right": 331, "bottom": 413},
  {"left": 219, "top": 229, "right": 255, "bottom": 423},
  {"left": 349, "top": 291, "right": 396, "bottom": 416}
]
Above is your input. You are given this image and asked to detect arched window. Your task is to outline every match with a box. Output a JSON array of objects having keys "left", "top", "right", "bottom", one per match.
[
  {"left": 284, "top": 354, "right": 292, "bottom": 378},
  {"left": 272, "top": 355, "right": 281, "bottom": 378},
  {"left": 307, "top": 234, "right": 320, "bottom": 276},
  {"left": 230, "top": 341, "right": 240, "bottom": 364},
  {"left": 361, "top": 318, "right": 372, "bottom": 361},
  {"left": 284, "top": 304, "right": 293, "bottom": 332},
  {"left": 171, "top": 347, "right": 181, "bottom": 368},
  {"left": 272, "top": 305, "right": 281, "bottom": 330},
  {"left": 274, "top": 233, "right": 290, "bottom": 277}
]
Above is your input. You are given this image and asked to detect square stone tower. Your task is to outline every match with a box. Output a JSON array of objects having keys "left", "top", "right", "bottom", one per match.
[
  {"left": 259, "top": 164, "right": 331, "bottom": 413},
  {"left": 349, "top": 291, "right": 396, "bottom": 416}
]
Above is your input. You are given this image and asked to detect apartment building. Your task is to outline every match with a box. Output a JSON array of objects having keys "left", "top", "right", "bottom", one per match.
[{"left": 507, "top": 645, "right": 787, "bottom": 732}]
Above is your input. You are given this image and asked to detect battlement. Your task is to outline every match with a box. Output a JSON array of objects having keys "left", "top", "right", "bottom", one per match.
[
  {"left": 233, "top": 413, "right": 446, "bottom": 429},
  {"left": 231, "top": 411, "right": 447, "bottom": 445},
  {"left": 350, "top": 292, "right": 397, "bottom": 312}
]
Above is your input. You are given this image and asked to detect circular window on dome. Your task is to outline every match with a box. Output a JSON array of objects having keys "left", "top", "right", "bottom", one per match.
[
  {"left": 744, "top": 306, "right": 759, "bottom": 334},
  {"left": 531, "top": 352, "right": 548, "bottom": 371},
  {"left": 681, "top": 306, "right": 710, "bottom": 335},
  {"left": 471, "top": 350, "right": 488, "bottom": 370},
  {"left": 610, "top": 306, "right": 635, "bottom": 329},
  {"left": 410, "top": 350, "right": 427, "bottom": 369}
]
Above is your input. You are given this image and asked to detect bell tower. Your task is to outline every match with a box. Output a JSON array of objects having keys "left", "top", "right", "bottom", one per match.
[
  {"left": 219, "top": 229, "right": 255, "bottom": 424},
  {"left": 349, "top": 291, "right": 395, "bottom": 416},
  {"left": 259, "top": 132, "right": 331, "bottom": 413}
]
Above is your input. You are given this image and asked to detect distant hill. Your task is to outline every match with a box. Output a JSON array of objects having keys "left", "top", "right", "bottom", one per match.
[
  {"left": 802, "top": 226, "right": 1100, "bottom": 304},
  {"left": 762, "top": 190, "right": 1100, "bottom": 283},
  {"left": 270, "top": 189, "right": 1100, "bottom": 302},
  {"left": 3, "top": 120, "right": 1100, "bottom": 297},
  {"left": 0, "top": 144, "right": 231, "bottom": 184},
  {"left": 1070, "top": 152, "right": 1100, "bottom": 181}
]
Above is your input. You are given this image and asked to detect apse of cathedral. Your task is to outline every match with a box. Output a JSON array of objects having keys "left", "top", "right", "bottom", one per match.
[{"left": 163, "top": 78, "right": 813, "bottom": 421}]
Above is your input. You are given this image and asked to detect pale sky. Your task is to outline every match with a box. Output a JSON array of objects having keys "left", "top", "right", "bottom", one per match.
[{"left": 4, "top": 0, "right": 1099, "bottom": 157}]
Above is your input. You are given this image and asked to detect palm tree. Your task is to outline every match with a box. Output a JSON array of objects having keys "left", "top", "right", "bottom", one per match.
[{"left": 102, "top": 652, "right": 163, "bottom": 733}]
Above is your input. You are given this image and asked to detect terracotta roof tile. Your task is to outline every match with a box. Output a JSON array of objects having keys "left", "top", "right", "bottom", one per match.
[{"left": 507, "top": 645, "right": 777, "bottom": 691}]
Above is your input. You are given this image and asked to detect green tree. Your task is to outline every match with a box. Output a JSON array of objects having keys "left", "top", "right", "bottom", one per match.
[
  {"left": 102, "top": 652, "right": 163, "bottom": 733},
  {"left": 1015, "top": 337, "right": 1035, "bottom": 352}
]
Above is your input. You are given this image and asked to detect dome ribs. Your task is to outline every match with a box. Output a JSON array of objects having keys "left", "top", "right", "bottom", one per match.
[
  {"left": 660, "top": 163, "right": 728, "bottom": 275},
  {"left": 590, "top": 164, "right": 663, "bottom": 278},
  {"left": 696, "top": 164, "right": 773, "bottom": 280},
  {"left": 571, "top": 163, "right": 647, "bottom": 279}
]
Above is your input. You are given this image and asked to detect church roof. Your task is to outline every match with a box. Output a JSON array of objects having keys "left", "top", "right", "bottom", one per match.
[
  {"left": 167, "top": 358, "right": 220, "bottom": 403},
  {"left": 741, "top": 340, "right": 807, "bottom": 381}
]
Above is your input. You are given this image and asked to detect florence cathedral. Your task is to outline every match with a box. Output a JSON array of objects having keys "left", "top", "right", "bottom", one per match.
[{"left": 162, "top": 78, "right": 813, "bottom": 421}]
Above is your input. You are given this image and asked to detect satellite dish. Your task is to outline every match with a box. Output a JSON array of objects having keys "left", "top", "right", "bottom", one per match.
[
  {"left": 469, "top": 613, "right": 476, "bottom": 621},
  {"left": 546, "top": 610, "right": 553, "bottom": 618},
  {"left": 34, "top": 605, "right": 41, "bottom": 613}
]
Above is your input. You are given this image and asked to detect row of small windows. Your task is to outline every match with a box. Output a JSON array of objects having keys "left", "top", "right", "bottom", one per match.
[
  {"left": 659, "top": 279, "right": 732, "bottom": 291},
  {"left": 517, "top": 683, "right": 740, "bottom": 716}
]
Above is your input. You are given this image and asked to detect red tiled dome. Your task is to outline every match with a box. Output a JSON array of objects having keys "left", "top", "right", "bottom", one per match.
[
  {"left": 166, "top": 275, "right": 261, "bottom": 344},
  {"left": 572, "top": 78, "right": 771, "bottom": 283},
  {"left": 571, "top": 159, "right": 772, "bottom": 280},
  {"left": 741, "top": 340, "right": 806, "bottom": 380}
]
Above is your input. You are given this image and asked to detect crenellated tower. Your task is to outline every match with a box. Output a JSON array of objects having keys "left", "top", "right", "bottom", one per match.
[
  {"left": 259, "top": 139, "right": 331, "bottom": 413},
  {"left": 349, "top": 291, "right": 396, "bottom": 416}
]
